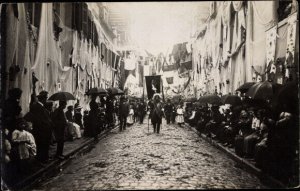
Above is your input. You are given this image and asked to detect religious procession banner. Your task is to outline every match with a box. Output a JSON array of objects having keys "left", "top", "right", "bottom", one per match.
[{"left": 145, "top": 75, "right": 161, "bottom": 100}]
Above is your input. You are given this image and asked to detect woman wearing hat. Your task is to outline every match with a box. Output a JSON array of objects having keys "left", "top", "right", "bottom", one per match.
[{"left": 74, "top": 105, "right": 83, "bottom": 129}]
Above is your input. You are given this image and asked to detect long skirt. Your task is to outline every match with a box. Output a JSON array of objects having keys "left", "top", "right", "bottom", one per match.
[
  {"left": 127, "top": 114, "right": 134, "bottom": 125},
  {"left": 176, "top": 114, "right": 184, "bottom": 124}
]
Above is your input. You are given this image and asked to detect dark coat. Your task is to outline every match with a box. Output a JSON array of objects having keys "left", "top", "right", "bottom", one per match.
[
  {"left": 3, "top": 98, "right": 22, "bottom": 133},
  {"left": 27, "top": 102, "right": 53, "bottom": 143},
  {"left": 151, "top": 102, "right": 163, "bottom": 124},
  {"left": 164, "top": 103, "right": 173, "bottom": 115},
  {"left": 52, "top": 107, "right": 67, "bottom": 140},
  {"left": 74, "top": 112, "right": 83, "bottom": 128},
  {"left": 65, "top": 110, "right": 74, "bottom": 122},
  {"left": 119, "top": 101, "right": 130, "bottom": 118},
  {"left": 86, "top": 109, "right": 100, "bottom": 136},
  {"left": 137, "top": 103, "right": 146, "bottom": 116}
]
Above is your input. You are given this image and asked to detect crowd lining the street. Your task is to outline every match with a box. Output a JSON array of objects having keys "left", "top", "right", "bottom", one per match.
[{"left": 1, "top": 85, "right": 299, "bottom": 188}]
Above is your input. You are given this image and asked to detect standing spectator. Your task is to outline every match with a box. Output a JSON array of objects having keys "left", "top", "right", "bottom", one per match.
[
  {"left": 119, "top": 96, "right": 130, "bottom": 131},
  {"left": 164, "top": 99, "right": 173, "bottom": 124},
  {"left": 176, "top": 104, "right": 184, "bottom": 127},
  {"left": 52, "top": 100, "right": 67, "bottom": 159},
  {"left": 133, "top": 101, "right": 139, "bottom": 123},
  {"left": 137, "top": 101, "right": 146, "bottom": 124},
  {"left": 105, "top": 96, "right": 114, "bottom": 127},
  {"left": 65, "top": 106, "right": 76, "bottom": 141},
  {"left": 127, "top": 105, "right": 135, "bottom": 125},
  {"left": 45, "top": 101, "right": 56, "bottom": 146},
  {"left": 83, "top": 110, "right": 89, "bottom": 136},
  {"left": 65, "top": 106, "right": 74, "bottom": 122},
  {"left": 151, "top": 95, "right": 163, "bottom": 134},
  {"left": 88, "top": 100, "right": 101, "bottom": 140},
  {"left": 171, "top": 103, "right": 176, "bottom": 124},
  {"left": 27, "top": 91, "right": 53, "bottom": 163},
  {"left": 74, "top": 105, "right": 83, "bottom": 129}
]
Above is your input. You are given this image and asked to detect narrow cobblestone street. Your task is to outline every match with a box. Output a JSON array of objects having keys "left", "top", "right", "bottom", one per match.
[{"left": 32, "top": 117, "right": 269, "bottom": 190}]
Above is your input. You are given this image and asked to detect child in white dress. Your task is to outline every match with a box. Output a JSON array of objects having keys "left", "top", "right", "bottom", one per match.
[
  {"left": 176, "top": 105, "right": 184, "bottom": 126},
  {"left": 127, "top": 105, "right": 134, "bottom": 125}
]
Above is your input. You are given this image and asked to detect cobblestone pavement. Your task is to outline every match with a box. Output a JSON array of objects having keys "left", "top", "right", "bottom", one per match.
[{"left": 33, "top": 118, "right": 269, "bottom": 190}]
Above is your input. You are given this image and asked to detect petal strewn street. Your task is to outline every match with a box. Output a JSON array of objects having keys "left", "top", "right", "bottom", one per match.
[{"left": 34, "top": 118, "right": 268, "bottom": 190}]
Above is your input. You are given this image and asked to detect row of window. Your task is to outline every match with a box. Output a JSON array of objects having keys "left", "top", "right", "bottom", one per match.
[
  {"left": 25, "top": 3, "right": 103, "bottom": 48},
  {"left": 23, "top": 3, "right": 120, "bottom": 66}
]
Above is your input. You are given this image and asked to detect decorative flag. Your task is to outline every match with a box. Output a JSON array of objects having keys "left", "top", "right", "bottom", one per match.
[{"left": 266, "top": 25, "right": 277, "bottom": 66}]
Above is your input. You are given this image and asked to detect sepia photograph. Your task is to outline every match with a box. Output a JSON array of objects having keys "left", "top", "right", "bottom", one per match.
[{"left": 0, "top": 1, "right": 299, "bottom": 190}]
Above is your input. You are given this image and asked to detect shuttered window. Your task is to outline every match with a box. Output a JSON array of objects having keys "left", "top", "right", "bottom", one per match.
[
  {"left": 64, "top": 3, "right": 72, "bottom": 28},
  {"left": 25, "top": 3, "right": 42, "bottom": 28},
  {"left": 82, "top": 3, "right": 88, "bottom": 39},
  {"left": 72, "top": 3, "right": 82, "bottom": 32}
]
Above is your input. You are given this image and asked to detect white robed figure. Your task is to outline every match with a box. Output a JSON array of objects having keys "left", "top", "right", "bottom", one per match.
[
  {"left": 127, "top": 105, "right": 134, "bottom": 125},
  {"left": 176, "top": 105, "right": 184, "bottom": 126}
]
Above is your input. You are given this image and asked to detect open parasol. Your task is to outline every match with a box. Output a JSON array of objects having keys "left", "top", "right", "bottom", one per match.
[
  {"left": 236, "top": 82, "right": 256, "bottom": 93},
  {"left": 48, "top": 91, "right": 76, "bottom": 101},
  {"left": 87, "top": 87, "right": 107, "bottom": 95},
  {"left": 107, "top": 87, "right": 124, "bottom": 95},
  {"left": 221, "top": 94, "right": 242, "bottom": 106},
  {"left": 198, "top": 95, "right": 222, "bottom": 105},
  {"left": 246, "top": 81, "right": 283, "bottom": 100}
]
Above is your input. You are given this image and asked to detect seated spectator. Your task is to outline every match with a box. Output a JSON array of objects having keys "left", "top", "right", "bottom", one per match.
[
  {"left": 205, "top": 105, "right": 224, "bottom": 138},
  {"left": 221, "top": 112, "right": 238, "bottom": 147},
  {"left": 215, "top": 105, "right": 232, "bottom": 143},
  {"left": 98, "top": 107, "right": 106, "bottom": 132},
  {"left": 267, "top": 104, "right": 298, "bottom": 183},
  {"left": 243, "top": 108, "right": 264, "bottom": 158},
  {"left": 254, "top": 111, "right": 275, "bottom": 171},
  {"left": 234, "top": 110, "right": 252, "bottom": 157}
]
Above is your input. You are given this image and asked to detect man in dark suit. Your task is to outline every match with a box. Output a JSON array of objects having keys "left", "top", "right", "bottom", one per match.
[
  {"left": 52, "top": 100, "right": 68, "bottom": 159},
  {"left": 137, "top": 101, "right": 146, "bottom": 124},
  {"left": 151, "top": 95, "right": 163, "bottom": 134},
  {"left": 119, "top": 96, "right": 130, "bottom": 131},
  {"left": 28, "top": 91, "right": 53, "bottom": 163},
  {"left": 164, "top": 99, "right": 173, "bottom": 124}
]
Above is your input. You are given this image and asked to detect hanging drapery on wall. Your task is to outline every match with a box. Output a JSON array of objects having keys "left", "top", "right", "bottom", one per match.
[
  {"left": 5, "top": 4, "right": 20, "bottom": 91},
  {"left": 58, "top": 25, "right": 73, "bottom": 67},
  {"left": 246, "top": 1, "right": 278, "bottom": 82},
  {"left": 31, "top": 3, "right": 71, "bottom": 95},
  {"left": 18, "top": 42, "right": 31, "bottom": 114},
  {"left": 230, "top": 3, "right": 246, "bottom": 93}
]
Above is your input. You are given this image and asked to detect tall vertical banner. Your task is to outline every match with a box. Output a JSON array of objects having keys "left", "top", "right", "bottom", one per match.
[
  {"left": 145, "top": 75, "right": 161, "bottom": 100},
  {"left": 284, "top": 12, "right": 298, "bottom": 81}
]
